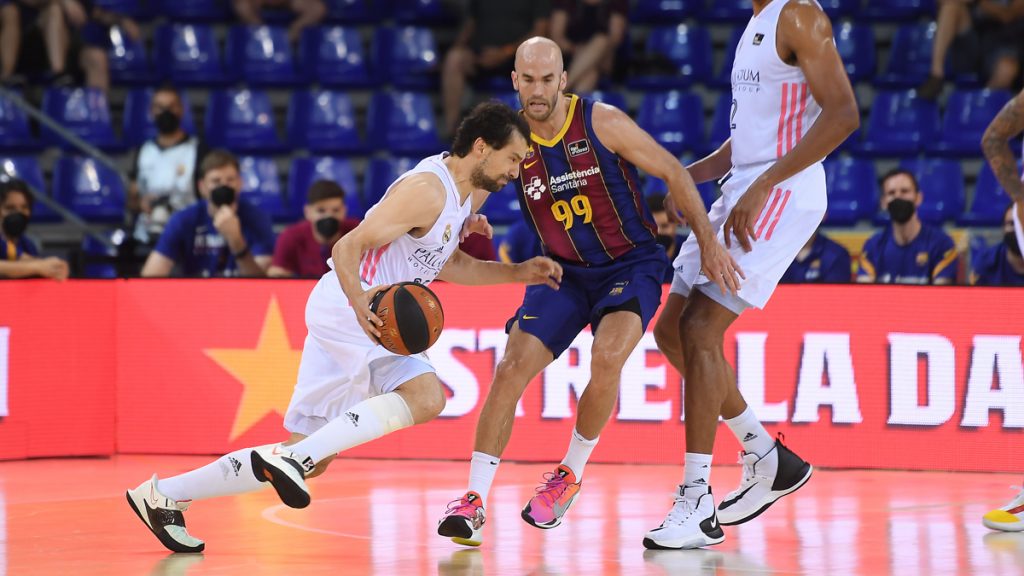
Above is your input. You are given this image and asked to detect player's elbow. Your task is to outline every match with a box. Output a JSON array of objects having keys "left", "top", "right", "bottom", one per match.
[{"left": 834, "top": 103, "right": 860, "bottom": 137}]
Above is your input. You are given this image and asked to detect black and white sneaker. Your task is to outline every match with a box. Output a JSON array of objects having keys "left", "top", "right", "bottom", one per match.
[
  {"left": 717, "top": 434, "right": 813, "bottom": 525},
  {"left": 126, "top": 474, "right": 205, "bottom": 553},
  {"left": 643, "top": 485, "right": 725, "bottom": 550},
  {"left": 250, "top": 444, "right": 315, "bottom": 509}
]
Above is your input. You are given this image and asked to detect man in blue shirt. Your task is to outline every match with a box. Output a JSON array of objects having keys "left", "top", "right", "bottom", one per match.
[
  {"left": 971, "top": 204, "right": 1024, "bottom": 286},
  {"left": 141, "top": 150, "right": 275, "bottom": 278},
  {"left": 0, "top": 179, "right": 68, "bottom": 280},
  {"left": 857, "top": 169, "right": 958, "bottom": 285},
  {"left": 780, "top": 228, "right": 851, "bottom": 283}
]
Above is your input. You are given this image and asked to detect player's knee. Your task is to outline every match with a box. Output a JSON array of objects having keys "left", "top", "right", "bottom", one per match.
[
  {"left": 493, "top": 356, "right": 535, "bottom": 393},
  {"left": 653, "top": 313, "right": 682, "bottom": 354},
  {"left": 679, "top": 310, "right": 717, "bottom": 355},
  {"left": 589, "top": 352, "right": 625, "bottom": 382},
  {"left": 421, "top": 380, "right": 447, "bottom": 419}
]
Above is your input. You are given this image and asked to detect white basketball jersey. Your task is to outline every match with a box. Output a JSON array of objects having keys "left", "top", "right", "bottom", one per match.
[
  {"left": 348, "top": 153, "right": 472, "bottom": 287},
  {"left": 730, "top": 0, "right": 823, "bottom": 167}
]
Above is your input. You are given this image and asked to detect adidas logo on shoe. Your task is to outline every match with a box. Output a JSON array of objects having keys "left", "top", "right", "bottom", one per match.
[
  {"left": 743, "top": 433, "right": 758, "bottom": 442},
  {"left": 345, "top": 411, "right": 360, "bottom": 426},
  {"left": 228, "top": 456, "right": 242, "bottom": 476},
  {"left": 692, "top": 478, "right": 708, "bottom": 485}
]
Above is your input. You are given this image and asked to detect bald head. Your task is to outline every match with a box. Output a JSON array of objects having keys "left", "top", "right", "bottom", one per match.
[{"left": 515, "top": 37, "right": 564, "bottom": 73}]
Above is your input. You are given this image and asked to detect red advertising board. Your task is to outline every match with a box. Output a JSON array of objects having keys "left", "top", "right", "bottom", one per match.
[{"left": 1, "top": 281, "right": 1021, "bottom": 472}]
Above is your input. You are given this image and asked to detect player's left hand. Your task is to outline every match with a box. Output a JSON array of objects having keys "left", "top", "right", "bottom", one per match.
[
  {"left": 516, "top": 256, "right": 563, "bottom": 289},
  {"left": 699, "top": 241, "right": 745, "bottom": 296},
  {"left": 724, "top": 177, "right": 773, "bottom": 252},
  {"left": 460, "top": 213, "right": 492, "bottom": 242}
]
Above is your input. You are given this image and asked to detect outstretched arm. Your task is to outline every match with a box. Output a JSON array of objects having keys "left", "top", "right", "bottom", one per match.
[
  {"left": 437, "top": 249, "right": 562, "bottom": 289},
  {"left": 981, "top": 88, "right": 1024, "bottom": 205}
]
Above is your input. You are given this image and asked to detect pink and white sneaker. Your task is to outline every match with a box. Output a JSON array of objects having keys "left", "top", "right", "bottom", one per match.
[
  {"left": 521, "top": 464, "right": 582, "bottom": 529},
  {"left": 438, "top": 491, "right": 486, "bottom": 546}
]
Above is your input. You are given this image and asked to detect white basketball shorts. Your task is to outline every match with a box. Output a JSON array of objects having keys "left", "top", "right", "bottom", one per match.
[
  {"left": 283, "top": 272, "right": 434, "bottom": 436},
  {"left": 670, "top": 161, "right": 827, "bottom": 313}
]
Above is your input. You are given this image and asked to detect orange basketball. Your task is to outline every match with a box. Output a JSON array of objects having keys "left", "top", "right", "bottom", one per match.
[{"left": 369, "top": 282, "right": 444, "bottom": 355}]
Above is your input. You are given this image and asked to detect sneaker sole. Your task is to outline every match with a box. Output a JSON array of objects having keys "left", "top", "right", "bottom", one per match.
[
  {"left": 250, "top": 451, "right": 311, "bottom": 509},
  {"left": 438, "top": 516, "right": 483, "bottom": 546},
  {"left": 125, "top": 491, "right": 205, "bottom": 553},
  {"left": 520, "top": 492, "right": 578, "bottom": 530},
  {"left": 642, "top": 531, "right": 725, "bottom": 550},
  {"left": 982, "top": 518, "right": 1024, "bottom": 532},
  {"left": 719, "top": 464, "right": 813, "bottom": 526}
]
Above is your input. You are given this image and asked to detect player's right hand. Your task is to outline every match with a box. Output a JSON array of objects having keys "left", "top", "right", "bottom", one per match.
[
  {"left": 351, "top": 284, "right": 389, "bottom": 343},
  {"left": 699, "top": 242, "right": 744, "bottom": 296},
  {"left": 516, "top": 256, "right": 563, "bottom": 290}
]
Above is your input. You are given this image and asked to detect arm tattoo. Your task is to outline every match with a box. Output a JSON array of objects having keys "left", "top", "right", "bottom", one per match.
[{"left": 982, "top": 94, "right": 1024, "bottom": 203}]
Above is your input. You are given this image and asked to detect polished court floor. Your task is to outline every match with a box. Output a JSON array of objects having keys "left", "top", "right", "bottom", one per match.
[{"left": 1, "top": 455, "right": 1022, "bottom": 575}]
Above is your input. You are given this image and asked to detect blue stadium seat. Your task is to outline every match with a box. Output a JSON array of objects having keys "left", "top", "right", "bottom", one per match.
[
  {"left": 899, "top": 157, "right": 964, "bottom": 224},
  {"left": 364, "top": 156, "right": 418, "bottom": 207},
  {"left": 707, "top": 92, "right": 732, "bottom": 154},
  {"left": 855, "top": 90, "right": 939, "bottom": 156},
  {"left": 863, "top": 0, "right": 935, "bottom": 21},
  {"left": 636, "top": 91, "right": 705, "bottom": 155},
  {"left": 81, "top": 232, "right": 120, "bottom": 279},
  {"left": 711, "top": 27, "right": 745, "bottom": 89},
  {"left": 122, "top": 88, "right": 197, "bottom": 148},
  {"left": 629, "top": 25, "right": 711, "bottom": 88},
  {"left": 823, "top": 157, "right": 876, "bottom": 226},
  {"left": 959, "top": 160, "right": 1022, "bottom": 226},
  {"left": 155, "top": 24, "right": 227, "bottom": 85},
  {"left": 491, "top": 92, "right": 521, "bottom": 111},
  {"left": 41, "top": 88, "right": 120, "bottom": 151},
  {"left": 325, "top": 0, "right": 378, "bottom": 23},
  {"left": 392, "top": 0, "right": 452, "bottom": 24},
  {"left": 630, "top": 0, "right": 703, "bottom": 22},
  {"left": 238, "top": 156, "right": 288, "bottom": 222},
  {"left": 205, "top": 89, "right": 284, "bottom": 153},
  {"left": 375, "top": 27, "right": 439, "bottom": 89},
  {"left": 480, "top": 181, "right": 521, "bottom": 226},
  {"left": 0, "top": 156, "right": 58, "bottom": 222},
  {"left": 927, "top": 89, "right": 1012, "bottom": 157},
  {"left": 835, "top": 23, "right": 875, "bottom": 84},
  {"left": 96, "top": 0, "right": 152, "bottom": 19},
  {"left": 0, "top": 90, "right": 37, "bottom": 151},
  {"left": 367, "top": 91, "right": 444, "bottom": 155},
  {"left": 287, "top": 90, "right": 363, "bottom": 154},
  {"left": 878, "top": 23, "right": 935, "bottom": 88},
  {"left": 156, "top": 0, "right": 231, "bottom": 21},
  {"left": 52, "top": 156, "right": 126, "bottom": 222},
  {"left": 289, "top": 156, "right": 363, "bottom": 219},
  {"left": 580, "top": 90, "right": 628, "bottom": 112},
  {"left": 227, "top": 25, "right": 301, "bottom": 86},
  {"left": 704, "top": 0, "right": 749, "bottom": 22},
  {"left": 300, "top": 26, "right": 372, "bottom": 87},
  {"left": 108, "top": 25, "right": 154, "bottom": 84}
]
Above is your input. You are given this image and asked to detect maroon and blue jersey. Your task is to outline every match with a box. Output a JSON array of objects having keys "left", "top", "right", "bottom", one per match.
[{"left": 514, "top": 94, "right": 658, "bottom": 266}]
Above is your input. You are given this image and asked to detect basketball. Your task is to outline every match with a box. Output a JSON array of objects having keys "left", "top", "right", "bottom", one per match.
[{"left": 369, "top": 282, "right": 444, "bottom": 355}]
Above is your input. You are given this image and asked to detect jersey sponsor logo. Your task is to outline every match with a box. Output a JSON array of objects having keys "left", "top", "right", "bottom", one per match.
[
  {"left": 732, "top": 68, "right": 762, "bottom": 93},
  {"left": 549, "top": 165, "right": 601, "bottom": 194},
  {"left": 525, "top": 176, "right": 547, "bottom": 200},
  {"left": 753, "top": 33, "right": 765, "bottom": 46},
  {"left": 409, "top": 246, "right": 449, "bottom": 275},
  {"left": 567, "top": 139, "right": 590, "bottom": 157}
]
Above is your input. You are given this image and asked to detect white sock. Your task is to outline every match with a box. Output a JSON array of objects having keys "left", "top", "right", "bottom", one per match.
[
  {"left": 157, "top": 446, "right": 272, "bottom": 502},
  {"left": 467, "top": 451, "right": 500, "bottom": 505},
  {"left": 724, "top": 406, "right": 775, "bottom": 457},
  {"left": 560, "top": 428, "right": 599, "bottom": 480},
  {"left": 683, "top": 452, "right": 713, "bottom": 491},
  {"left": 289, "top": 392, "right": 415, "bottom": 464}
]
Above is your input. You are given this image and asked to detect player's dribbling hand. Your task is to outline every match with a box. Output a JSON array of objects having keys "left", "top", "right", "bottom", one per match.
[
  {"left": 351, "top": 284, "right": 390, "bottom": 343},
  {"left": 699, "top": 242, "right": 744, "bottom": 296},
  {"left": 460, "top": 213, "right": 492, "bottom": 242},
  {"left": 516, "top": 256, "right": 563, "bottom": 290},
  {"left": 724, "top": 177, "right": 773, "bottom": 252}
]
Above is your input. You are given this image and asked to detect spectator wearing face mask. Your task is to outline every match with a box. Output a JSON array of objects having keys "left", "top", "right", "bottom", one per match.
[
  {"left": 140, "top": 149, "right": 274, "bottom": 278},
  {"left": 0, "top": 179, "right": 69, "bottom": 280},
  {"left": 268, "top": 180, "right": 359, "bottom": 278},
  {"left": 780, "top": 227, "right": 852, "bottom": 283},
  {"left": 128, "top": 84, "right": 206, "bottom": 244},
  {"left": 970, "top": 204, "right": 1024, "bottom": 285},
  {"left": 856, "top": 169, "right": 958, "bottom": 285}
]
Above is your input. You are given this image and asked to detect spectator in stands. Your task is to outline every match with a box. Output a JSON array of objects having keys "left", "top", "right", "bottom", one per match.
[
  {"left": 269, "top": 180, "right": 358, "bottom": 278},
  {"left": 128, "top": 84, "right": 206, "bottom": 245},
  {"left": 141, "top": 149, "right": 275, "bottom": 278},
  {"left": 970, "top": 204, "right": 1024, "bottom": 285},
  {"left": 232, "top": 0, "right": 326, "bottom": 43},
  {"left": 919, "top": 0, "right": 1024, "bottom": 99},
  {"left": 442, "top": 1, "right": 551, "bottom": 135},
  {"left": 0, "top": 179, "right": 69, "bottom": 280},
  {"left": 856, "top": 169, "right": 958, "bottom": 285},
  {"left": 78, "top": 0, "right": 143, "bottom": 92},
  {"left": 780, "top": 228, "right": 852, "bottom": 283},
  {"left": 645, "top": 192, "right": 682, "bottom": 282},
  {"left": 550, "top": 0, "right": 627, "bottom": 93},
  {"left": 0, "top": 1, "right": 19, "bottom": 85},
  {"left": 497, "top": 219, "right": 543, "bottom": 264}
]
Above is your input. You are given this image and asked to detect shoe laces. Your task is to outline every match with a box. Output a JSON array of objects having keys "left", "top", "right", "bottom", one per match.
[
  {"left": 534, "top": 471, "right": 569, "bottom": 506},
  {"left": 662, "top": 494, "right": 698, "bottom": 527},
  {"left": 444, "top": 495, "right": 481, "bottom": 518},
  {"left": 731, "top": 451, "right": 770, "bottom": 493}
]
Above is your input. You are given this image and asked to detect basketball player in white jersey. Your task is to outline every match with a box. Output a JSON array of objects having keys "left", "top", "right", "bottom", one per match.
[
  {"left": 980, "top": 87, "right": 1024, "bottom": 532},
  {"left": 643, "top": 0, "right": 859, "bottom": 549},
  {"left": 125, "top": 102, "right": 563, "bottom": 553}
]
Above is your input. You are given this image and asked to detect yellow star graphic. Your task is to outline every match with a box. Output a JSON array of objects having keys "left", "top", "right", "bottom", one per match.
[{"left": 205, "top": 296, "right": 302, "bottom": 441}]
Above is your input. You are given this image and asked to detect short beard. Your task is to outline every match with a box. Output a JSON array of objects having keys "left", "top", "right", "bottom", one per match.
[{"left": 470, "top": 158, "right": 506, "bottom": 193}]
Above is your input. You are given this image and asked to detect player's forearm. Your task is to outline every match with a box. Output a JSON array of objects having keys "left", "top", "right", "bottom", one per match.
[
  {"left": 332, "top": 236, "right": 371, "bottom": 301},
  {"left": 758, "top": 105, "right": 859, "bottom": 189},
  {"left": 982, "top": 136, "right": 1024, "bottom": 204},
  {"left": 666, "top": 169, "right": 716, "bottom": 247},
  {"left": 437, "top": 250, "right": 520, "bottom": 285},
  {"left": 686, "top": 139, "right": 732, "bottom": 184}
]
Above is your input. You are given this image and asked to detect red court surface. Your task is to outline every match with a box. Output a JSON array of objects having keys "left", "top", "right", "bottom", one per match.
[{"left": 2, "top": 456, "right": 1022, "bottom": 575}]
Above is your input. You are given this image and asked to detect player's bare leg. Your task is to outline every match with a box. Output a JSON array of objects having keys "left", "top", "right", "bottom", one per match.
[{"left": 438, "top": 325, "right": 553, "bottom": 546}]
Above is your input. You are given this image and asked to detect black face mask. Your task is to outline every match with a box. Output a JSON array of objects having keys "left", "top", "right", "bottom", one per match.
[
  {"left": 154, "top": 110, "right": 181, "bottom": 135},
  {"left": 210, "top": 185, "right": 236, "bottom": 207},
  {"left": 315, "top": 216, "right": 340, "bottom": 240},
  {"left": 656, "top": 233, "right": 675, "bottom": 252},
  {"left": 887, "top": 198, "right": 916, "bottom": 224},
  {"left": 2, "top": 212, "right": 28, "bottom": 238},
  {"left": 1005, "top": 231, "right": 1022, "bottom": 257}
]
